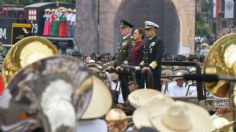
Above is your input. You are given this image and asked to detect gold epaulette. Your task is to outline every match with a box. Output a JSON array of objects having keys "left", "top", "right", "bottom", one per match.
[
  {"left": 149, "top": 61, "right": 158, "bottom": 69},
  {"left": 139, "top": 61, "right": 144, "bottom": 67}
]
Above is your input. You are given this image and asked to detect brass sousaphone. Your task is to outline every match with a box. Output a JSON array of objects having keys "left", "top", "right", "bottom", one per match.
[
  {"left": 2, "top": 36, "right": 59, "bottom": 84},
  {"left": 204, "top": 33, "right": 236, "bottom": 131},
  {"left": 203, "top": 33, "right": 236, "bottom": 97}
]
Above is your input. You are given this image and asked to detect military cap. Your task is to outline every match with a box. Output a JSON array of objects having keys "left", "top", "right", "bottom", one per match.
[
  {"left": 174, "top": 54, "right": 187, "bottom": 61},
  {"left": 120, "top": 20, "right": 133, "bottom": 28},
  {"left": 128, "top": 80, "right": 137, "bottom": 85},
  {"left": 144, "top": 21, "right": 159, "bottom": 29},
  {"left": 188, "top": 55, "right": 199, "bottom": 61},
  {"left": 72, "top": 51, "right": 82, "bottom": 57}
]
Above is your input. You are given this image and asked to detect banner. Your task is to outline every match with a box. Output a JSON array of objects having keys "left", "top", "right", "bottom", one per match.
[
  {"left": 11, "top": 23, "right": 32, "bottom": 44},
  {"left": 213, "top": 0, "right": 219, "bottom": 18},
  {"left": 224, "top": 0, "right": 234, "bottom": 18}
]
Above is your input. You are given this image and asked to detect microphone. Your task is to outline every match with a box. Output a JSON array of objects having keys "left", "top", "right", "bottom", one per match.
[{"left": 183, "top": 74, "right": 236, "bottom": 82}]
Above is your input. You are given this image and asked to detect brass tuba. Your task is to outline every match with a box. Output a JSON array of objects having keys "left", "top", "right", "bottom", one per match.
[
  {"left": 2, "top": 36, "right": 59, "bottom": 84},
  {"left": 203, "top": 33, "right": 236, "bottom": 97}
]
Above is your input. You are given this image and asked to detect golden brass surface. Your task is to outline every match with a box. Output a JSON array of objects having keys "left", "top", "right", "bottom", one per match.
[
  {"left": 203, "top": 33, "right": 236, "bottom": 97},
  {"left": 2, "top": 36, "right": 59, "bottom": 84}
]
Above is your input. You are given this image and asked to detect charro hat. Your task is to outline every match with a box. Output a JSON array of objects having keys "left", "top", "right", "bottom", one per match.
[
  {"left": 110, "top": 72, "right": 119, "bottom": 81},
  {"left": 132, "top": 94, "right": 174, "bottom": 129},
  {"left": 201, "top": 43, "right": 209, "bottom": 48},
  {"left": 128, "top": 89, "right": 163, "bottom": 108},
  {"left": 120, "top": 19, "right": 133, "bottom": 28},
  {"left": 147, "top": 101, "right": 212, "bottom": 132},
  {"left": 161, "top": 69, "right": 173, "bottom": 83},
  {"left": 144, "top": 21, "right": 159, "bottom": 29},
  {"left": 5, "top": 56, "right": 92, "bottom": 131},
  {"left": 80, "top": 75, "right": 112, "bottom": 119},
  {"left": 45, "top": 8, "right": 51, "bottom": 12},
  {"left": 172, "top": 70, "right": 189, "bottom": 81}
]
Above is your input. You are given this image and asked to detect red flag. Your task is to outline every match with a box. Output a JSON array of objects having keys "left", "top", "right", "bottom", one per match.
[
  {"left": 213, "top": 0, "right": 220, "bottom": 18},
  {"left": 0, "top": 75, "right": 4, "bottom": 95}
]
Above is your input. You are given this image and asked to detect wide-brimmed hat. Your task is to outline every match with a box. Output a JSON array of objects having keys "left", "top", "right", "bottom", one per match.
[
  {"left": 5, "top": 56, "right": 92, "bottom": 131},
  {"left": 132, "top": 94, "right": 174, "bottom": 129},
  {"left": 161, "top": 69, "right": 173, "bottom": 83},
  {"left": 201, "top": 43, "right": 209, "bottom": 48},
  {"left": 172, "top": 70, "right": 189, "bottom": 81},
  {"left": 45, "top": 8, "right": 51, "bottom": 12},
  {"left": 147, "top": 101, "right": 212, "bottom": 132},
  {"left": 81, "top": 75, "right": 112, "bottom": 119},
  {"left": 212, "top": 117, "right": 231, "bottom": 131},
  {"left": 128, "top": 89, "right": 164, "bottom": 108},
  {"left": 110, "top": 73, "right": 119, "bottom": 81}
]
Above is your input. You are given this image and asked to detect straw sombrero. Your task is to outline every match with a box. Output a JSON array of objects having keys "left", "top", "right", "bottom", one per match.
[
  {"left": 201, "top": 43, "right": 209, "bottom": 48},
  {"left": 132, "top": 94, "right": 174, "bottom": 129},
  {"left": 45, "top": 8, "right": 51, "bottom": 12},
  {"left": 173, "top": 66, "right": 187, "bottom": 71},
  {"left": 5, "top": 56, "right": 92, "bottom": 131},
  {"left": 147, "top": 101, "right": 212, "bottom": 132},
  {"left": 128, "top": 89, "right": 163, "bottom": 108},
  {"left": 80, "top": 75, "right": 112, "bottom": 119},
  {"left": 110, "top": 73, "right": 119, "bottom": 81},
  {"left": 161, "top": 69, "right": 173, "bottom": 83},
  {"left": 172, "top": 70, "right": 189, "bottom": 81}
]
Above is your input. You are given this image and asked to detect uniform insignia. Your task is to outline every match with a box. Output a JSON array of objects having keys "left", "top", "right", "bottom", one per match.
[
  {"left": 122, "top": 41, "right": 127, "bottom": 46},
  {"left": 150, "top": 42, "right": 156, "bottom": 46}
]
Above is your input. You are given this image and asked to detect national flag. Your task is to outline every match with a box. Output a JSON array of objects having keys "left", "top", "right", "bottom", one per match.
[
  {"left": 213, "top": 0, "right": 220, "bottom": 18},
  {"left": 224, "top": 0, "right": 234, "bottom": 18}
]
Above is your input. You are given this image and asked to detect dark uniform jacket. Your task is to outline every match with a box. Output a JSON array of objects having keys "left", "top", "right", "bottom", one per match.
[
  {"left": 114, "top": 35, "right": 134, "bottom": 101},
  {"left": 115, "top": 35, "right": 134, "bottom": 66},
  {"left": 140, "top": 35, "right": 164, "bottom": 90}
]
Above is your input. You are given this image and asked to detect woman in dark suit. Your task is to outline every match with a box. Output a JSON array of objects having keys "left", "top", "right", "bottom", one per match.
[
  {"left": 131, "top": 28, "right": 145, "bottom": 65},
  {"left": 131, "top": 28, "right": 145, "bottom": 87}
]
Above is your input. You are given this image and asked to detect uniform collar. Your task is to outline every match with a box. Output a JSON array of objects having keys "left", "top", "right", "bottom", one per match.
[
  {"left": 149, "top": 35, "right": 157, "bottom": 40},
  {"left": 123, "top": 34, "right": 131, "bottom": 39}
]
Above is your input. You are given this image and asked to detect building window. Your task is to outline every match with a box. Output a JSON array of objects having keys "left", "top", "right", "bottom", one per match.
[{"left": 28, "top": 9, "right": 37, "bottom": 21}]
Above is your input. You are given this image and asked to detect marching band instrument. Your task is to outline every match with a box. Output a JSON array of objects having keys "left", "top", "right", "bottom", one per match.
[
  {"left": 2, "top": 56, "right": 93, "bottom": 132},
  {"left": 2, "top": 36, "right": 59, "bottom": 84},
  {"left": 203, "top": 33, "right": 236, "bottom": 131},
  {"left": 203, "top": 33, "right": 236, "bottom": 97}
]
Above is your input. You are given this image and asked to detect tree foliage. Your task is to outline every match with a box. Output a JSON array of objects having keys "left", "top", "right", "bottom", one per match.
[{"left": 195, "top": 10, "right": 211, "bottom": 36}]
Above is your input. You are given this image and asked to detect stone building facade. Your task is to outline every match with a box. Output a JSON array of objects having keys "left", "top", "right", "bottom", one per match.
[{"left": 76, "top": 0, "right": 195, "bottom": 56}]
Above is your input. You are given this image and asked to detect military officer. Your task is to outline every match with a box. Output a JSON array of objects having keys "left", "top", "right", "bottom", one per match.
[
  {"left": 139, "top": 21, "right": 164, "bottom": 91},
  {"left": 114, "top": 20, "right": 134, "bottom": 101},
  {"left": 114, "top": 20, "right": 134, "bottom": 66}
]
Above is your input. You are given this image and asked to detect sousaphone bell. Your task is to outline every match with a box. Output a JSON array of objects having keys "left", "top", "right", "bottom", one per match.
[
  {"left": 2, "top": 36, "right": 59, "bottom": 84},
  {"left": 203, "top": 33, "right": 236, "bottom": 97}
]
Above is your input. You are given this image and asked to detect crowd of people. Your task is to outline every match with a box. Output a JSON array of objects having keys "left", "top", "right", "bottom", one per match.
[
  {"left": 0, "top": 15, "right": 233, "bottom": 131},
  {"left": 43, "top": 7, "right": 76, "bottom": 37}
]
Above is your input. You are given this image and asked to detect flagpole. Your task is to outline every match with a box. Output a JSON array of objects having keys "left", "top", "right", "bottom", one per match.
[{"left": 234, "top": 0, "right": 236, "bottom": 25}]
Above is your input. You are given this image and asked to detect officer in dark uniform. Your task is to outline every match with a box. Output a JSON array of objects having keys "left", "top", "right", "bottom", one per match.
[
  {"left": 139, "top": 21, "right": 164, "bottom": 91},
  {"left": 114, "top": 20, "right": 134, "bottom": 66},
  {"left": 114, "top": 20, "right": 134, "bottom": 101}
]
